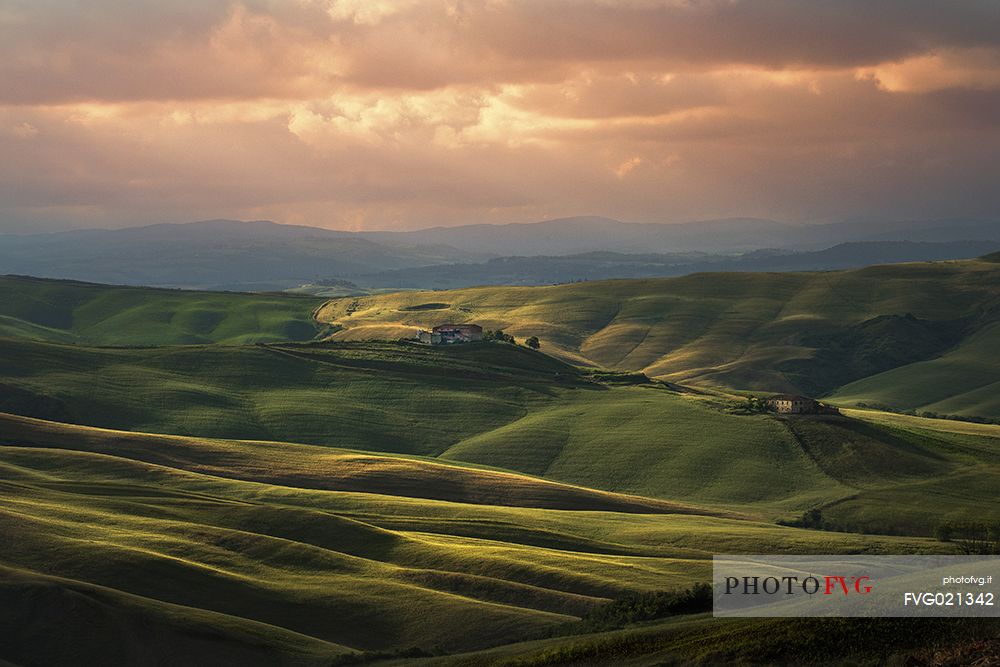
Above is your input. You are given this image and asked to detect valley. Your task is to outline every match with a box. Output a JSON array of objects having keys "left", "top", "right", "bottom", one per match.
[
  {"left": 2, "top": 258, "right": 999, "bottom": 664},
  {"left": 9, "top": 4, "right": 1000, "bottom": 663}
]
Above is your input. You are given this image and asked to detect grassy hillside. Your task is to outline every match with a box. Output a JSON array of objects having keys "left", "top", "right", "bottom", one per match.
[
  {"left": 316, "top": 258, "right": 1000, "bottom": 415},
  {"left": 0, "top": 565, "right": 351, "bottom": 667},
  {"left": 809, "top": 409, "right": 1000, "bottom": 535},
  {"left": 0, "top": 337, "right": 842, "bottom": 514},
  {"left": 401, "top": 614, "right": 1000, "bottom": 666},
  {"left": 0, "top": 338, "right": 587, "bottom": 456},
  {"left": 0, "top": 275, "right": 325, "bottom": 345},
  {"left": 0, "top": 413, "right": 710, "bottom": 516},
  {"left": 3, "top": 338, "right": 1000, "bottom": 534},
  {"left": 0, "top": 413, "right": 944, "bottom": 665},
  {"left": 829, "top": 322, "right": 1000, "bottom": 418},
  {"left": 440, "top": 387, "right": 835, "bottom": 508},
  {"left": 3, "top": 271, "right": 1000, "bottom": 664}
]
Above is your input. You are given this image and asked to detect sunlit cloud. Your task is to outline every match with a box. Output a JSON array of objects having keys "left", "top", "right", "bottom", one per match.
[
  {"left": 614, "top": 156, "right": 643, "bottom": 179},
  {"left": 859, "top": 48, "right": 1000, "bottom": 93},
  {"left": 320, "top": 0, "right": 424, "bottom": 25},
  {"left": 10, "top": 122, "right": 38, "bottom": 139},
  {"left": 1, "top": 0, "right": 999, "bottom": 232}
]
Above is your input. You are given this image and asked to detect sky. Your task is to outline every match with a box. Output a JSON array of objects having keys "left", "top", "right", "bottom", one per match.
[{"left": 2, "top": 0, "right": 1000, "bottom": 233}]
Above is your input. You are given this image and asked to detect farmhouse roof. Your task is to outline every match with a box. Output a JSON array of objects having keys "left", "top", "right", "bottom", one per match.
[
  {"left": 433, "top": 323, "right": 483, "bottom": 332},
  {"left": 768, "top": 394, "right": 814, "bottom": 401}
]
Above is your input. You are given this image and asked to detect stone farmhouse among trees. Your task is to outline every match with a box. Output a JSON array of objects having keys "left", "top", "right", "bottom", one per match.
[
  {"left": 417, "top": 324, "right": 484, "bottom": 345},
  {"left": 765, "top": 394, "right": 840, "bottom": 415}
]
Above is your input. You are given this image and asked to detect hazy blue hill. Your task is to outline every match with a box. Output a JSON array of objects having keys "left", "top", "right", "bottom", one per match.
[
  {"left": 360, "top": 216, "right": 1000, "bottom": 256},
  {"left": 753, "top": 218, "right": 1000, "bottom": 249},
  {"left": 354, "top": 240, "right": 1000, "bottom": 289},
  {"left": 4, "top": 217, "right": 999, "bottom": 292},
  {"left": 847, "top": 218, "right": 1000, "bottom": 244},
  {"left": 731, "top": 240, "right": 1000, "bottom": 270},
  {"left": 0, "top": 219, "right": 483, "bottom": 291},
  {"left": 360, "top": 216, "right": 791, "bottom": 255}
]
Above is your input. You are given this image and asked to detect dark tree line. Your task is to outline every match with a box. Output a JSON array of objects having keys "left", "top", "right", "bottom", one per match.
[
  {"left": 483, "top": 329, "right": 516, "bottom": 344},
  {"left": 483, "top": 330, "right": 541, "bottom": 349},
  {"left": 936, "top": 521, "right": 1000, "bottom": 554}
]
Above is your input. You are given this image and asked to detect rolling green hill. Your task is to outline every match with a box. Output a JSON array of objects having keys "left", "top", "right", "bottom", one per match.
[
  {"left": 0, "top": 275, "right": 325, "bottom": 345},
  {"left": 400, "top": 614, "right": 1000, "bottom": 666},
  {"left": 0, "top": 565, "right": 352, "bottom": 667},
  {"left": 3, "top": 338, "right": 1000, "bottom": 534},
  {"left": 830, "top": 322, "right": 1000, "bottom": 418},
  {"left": 6, "top": 260, "right": 998, "bottom": 416},
  {"left": 0, "top": 412, "right": 709, "bottom": 516},
  {"left": 0, "top": 337, "right": 842, "bottom": 514},
  {"left": 317, "top": 258, "right": 1000, "bottom": 416},
  {"left": 4, "top": 270, "right": 1000, "bottom": 664},
  {"left": 0, "top": 413, "right": 944, "bottom": 665},
  {"left": 0, "top": 338, "right": 822, "bottom": 511},
  {"left": 0, "top": 338, "right": 587, "bottom": 456}
]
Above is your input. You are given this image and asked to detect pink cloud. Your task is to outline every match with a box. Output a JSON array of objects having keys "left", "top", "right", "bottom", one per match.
[{"left": 1, "top": 1, "right": 998, "bottom": 231}]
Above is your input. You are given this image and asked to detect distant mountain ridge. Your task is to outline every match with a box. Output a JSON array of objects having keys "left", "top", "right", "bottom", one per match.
[
  {"left": 359, "top": 215, "right": 1000, "bottom": 256},
  {"left": 354, "top": 240, "right": 1000, "bottom": 289},
  {"left": 3, "top": 216, "right": 999, "bottom": 291},
  {"left": 0, "top": 219, "right": 486, "bottom": 291},
  {"left": 359, "top": 216, "right": 792, "bottom": 255}
]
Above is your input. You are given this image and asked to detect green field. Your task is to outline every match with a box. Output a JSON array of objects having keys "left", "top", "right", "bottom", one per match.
[
  {"left": 830, "top": 322, "right": 1000, "bottom": 418},
  {"left": 4, "top": 336, "right": 1000, "bottom": 534},
  {"left": 3, "top": 270, "right": 1000, "bottom": 664},
  {"left": 317, "top": 257, "right": 1000, "bottom": 418},
  {"left": 0, "top": 413, "right": 951, "bottom": 665},
  {"left": 399, "top": 615, "right": 1000, "bottom": 666},
  {"left": 0, "top": 275, "right": 325, "bottom": 345}
]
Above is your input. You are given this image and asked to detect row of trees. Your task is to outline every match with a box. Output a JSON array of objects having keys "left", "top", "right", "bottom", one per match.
[
  {"left": 936, "top": 521, "right": 1000, "bottom": 554},
  {"left": 855, "top": 402, "right": 1000, "bottom": 426},
  {"left": 483, "top": 329, "right": 540, "bottom": 349}
]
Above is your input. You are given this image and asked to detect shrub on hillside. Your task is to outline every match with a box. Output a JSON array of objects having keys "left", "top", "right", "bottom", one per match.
[
  {"left": 744, "top": 396, "right": 771, "bottom": 413},
  {"left": 577, "top": 584, "right": 712, "bottom": 632},
  {"left": 535, "top": 584, "right": 713, "bottom": 642},
  {"left": 483, "top": 329, "right": 516, "bottom": 344},
  {"left": 934, "top": 521, "right": 1000, "bottom": 554},
  {"left": 587, "top": 370, "right": 651, "bottom": 385},
  {"left": 777, "top": 508, "right": 852, "bottom": 533}
]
